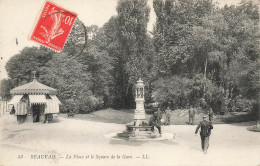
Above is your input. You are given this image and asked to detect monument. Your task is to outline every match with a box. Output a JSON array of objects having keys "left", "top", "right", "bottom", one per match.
[{"left": 117, "top": 78, "right": 160, "bottom": 139}]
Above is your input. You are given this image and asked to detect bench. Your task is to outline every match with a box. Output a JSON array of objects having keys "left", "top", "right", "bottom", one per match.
[
  {"left": 45, "top": 114, "right": 53, "bottom": 123},
  {"left": 67, "top": 113, "right": 75, "bottom": 117}
]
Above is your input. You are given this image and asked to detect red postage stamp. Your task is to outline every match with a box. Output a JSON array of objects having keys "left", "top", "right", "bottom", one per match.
[{"left": 30, "top": 1, "right": 77, "bottom": 52}]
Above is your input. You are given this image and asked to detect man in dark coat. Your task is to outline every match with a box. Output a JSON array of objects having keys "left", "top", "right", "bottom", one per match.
[
  {"left": 157, "top": 108, "right": 162, "bottom": 121},
  {"left": 149, "top": 112, "right": 157, "bottom": 132},
  {"left": 195, "top": 115, "right": 213, "bottom": 154},
  {"left": 149, "top": 110, "right": 162, "bottom": 134}
]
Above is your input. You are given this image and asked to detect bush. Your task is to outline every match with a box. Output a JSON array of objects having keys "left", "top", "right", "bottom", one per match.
[
  {"left": 153, "top": 75, "right": 226, "bottom": 113},
  {"left": 60, "top": 95, "right": 104, "bottom": 114},
  {"left": 247, "top": 125, "right": 260, "bottom": 132},
  {"left": 235, "top": 98, "right": 254, "bottom": 112}
]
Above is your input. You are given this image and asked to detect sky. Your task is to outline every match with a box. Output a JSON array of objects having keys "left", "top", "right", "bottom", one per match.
[{"left": 0, "top": 0, "right": 245, "bottom": 80}]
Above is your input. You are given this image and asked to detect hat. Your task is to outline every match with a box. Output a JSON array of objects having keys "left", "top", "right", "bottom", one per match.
[{"left": 203, "top": 115, "right": 207, "bottom": 118}]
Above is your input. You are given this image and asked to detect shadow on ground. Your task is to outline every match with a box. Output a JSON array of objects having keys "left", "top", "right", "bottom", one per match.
[
  {"left": 109, "top": 139, "right": 147, "bottom": 146},
  {"left": 109, "top": 137, "right": 178, "bottom": 146},
  {"left": 49, "top": 117, "right": 63, "bottom": 123},
  {"left": 12, "top": 129, "right": 32, "bottom": 132}
]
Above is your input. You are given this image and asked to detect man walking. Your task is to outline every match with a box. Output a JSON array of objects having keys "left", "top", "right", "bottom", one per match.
[
  {"left": 195, "top": 115, "right": 213, "bottom": 154},
  {"left": 189, "top": 105, "right": 195, "bottom": 125}
]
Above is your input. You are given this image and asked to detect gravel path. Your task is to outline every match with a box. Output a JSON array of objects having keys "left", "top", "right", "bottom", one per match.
[{"left": 0, "top": 114, "right": 259, "bottom": 166}]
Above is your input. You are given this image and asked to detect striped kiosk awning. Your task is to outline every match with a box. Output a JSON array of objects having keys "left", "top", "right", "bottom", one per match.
[
  {"left": 14, "top": 102, "right": 28, "bottom": 115},
  {"left": 50, "top": 95, "right": 61, "bottom": 104},
  {"left": 45, "top": 95, "right": 61, "bottom": 114},
  {"left": 9, "top": 95, "right": 27, "bottom": 115},
  {"left": 8, "top": 95, "right": 23, "bottom": 105},
  {"left": 29, "top": 95, "right": 47, "bottom": 105}
]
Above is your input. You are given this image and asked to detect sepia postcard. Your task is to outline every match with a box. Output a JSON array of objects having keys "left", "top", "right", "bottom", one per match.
[{"left": 0, "top": 0, "right": 259, "bottom": 166}]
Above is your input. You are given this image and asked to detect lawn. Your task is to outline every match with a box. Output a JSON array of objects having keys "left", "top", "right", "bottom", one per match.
[{"left": 59, "top": 108, "right": 258, "bottom": 125}]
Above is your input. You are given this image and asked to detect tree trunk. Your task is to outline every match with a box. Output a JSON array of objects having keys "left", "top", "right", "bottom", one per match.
[
  {"left": 257, "top": 105, "right": 260, "bottom": 128},
  {"left": 203, "top": 56, "right": 208, "bottom": 99}
]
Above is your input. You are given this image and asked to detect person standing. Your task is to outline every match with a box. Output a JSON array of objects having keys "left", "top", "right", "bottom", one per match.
[
  {"left": 157, "top": 108, "right": 162, "bottom": 120},
  {"left": 10, "top": 106, "right": 15, "bottom": 115},
  {"left": 195, "top": 115, "right": 213, "bottom": 154},
  {"left": 156, "top": 108, "right": 162, "bottom": 134},
  {"left": 209, "top": 108, "right": 214, "bottom": 122},
  {"left": 189, "top": 105, "right": 195, "bottom": 125},
  {"left": 165, "top": 106, "right": 171, "bottom": 125},
  {"left": 161, "top": 112, "right": 166, "bottom": 125},
  {"left": 155, "top": 118, "right": 162, "bottom": 134},
  {"left": 149, "top": 112, "right": 157, "bottom": 132}
]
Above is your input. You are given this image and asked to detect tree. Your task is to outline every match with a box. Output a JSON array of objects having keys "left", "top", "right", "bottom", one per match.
[
  {"left": 153, "top": 0, "right": 215, "bottom": 77},
  {"left": 0, "top": 79, "right": 15, "bottom": 100},
  {"left": 152, "top": 0, "right": 259, "bottom": 114},
  {"left": 115, "top": 0, "right": 154, "bottom": 108},
  {"left": 152, "top": 0, "right": 216, "bottom": 107},
  {"left": 39, "top": 53, "right": 100, "bottom": 113},
  {"left": 84, "top": 32, "right": 115, "bottom": 107},
  {"left": 64, "top": 18, "right": 116, "bottom": 108},
  {"left": 220, "top": 1, "right": 259, "bottom": 113},
  {"left": 63, "top": 19, "right": 87, "bottom": 58},
  {"left": 5, "top": 46, "right": 55, "bottom": 86}
]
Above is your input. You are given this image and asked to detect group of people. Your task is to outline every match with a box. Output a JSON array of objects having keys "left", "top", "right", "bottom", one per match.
[
  {"left": 149, "top": 105, "right": 214, "bottom": 154},
  {"left": 149, "top": 106, "right": 172, "bottom": 134},
  {"left": 149, "top": 108, "right": 162, "bottom": 134}
]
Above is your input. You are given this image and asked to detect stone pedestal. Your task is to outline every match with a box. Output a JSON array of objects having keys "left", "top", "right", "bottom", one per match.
[
  {"left": 133, "top": 98, "right": 146, "bottom": 127},
  {"left": 117, "top": 79, "right": 156, "bottom": 139}
]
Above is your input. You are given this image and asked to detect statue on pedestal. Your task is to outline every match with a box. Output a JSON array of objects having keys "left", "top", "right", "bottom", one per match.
[{"left": 117, "top": 78, "right": 161, "bottom": 139}]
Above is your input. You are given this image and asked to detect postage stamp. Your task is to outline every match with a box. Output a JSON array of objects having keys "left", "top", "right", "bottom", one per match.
[{"left": 30, "top": 1, "right": 77, "bottom": 52}]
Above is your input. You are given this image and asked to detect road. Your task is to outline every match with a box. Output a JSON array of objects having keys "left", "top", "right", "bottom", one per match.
[{"left": 0, "top": 115, "right": 259, "bottom": 166}]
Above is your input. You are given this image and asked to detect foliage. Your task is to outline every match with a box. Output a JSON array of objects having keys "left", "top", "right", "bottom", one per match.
[
  {"left": 153, "top": 76, "right": 194, "bottom": 108},
  {"left": 151, "top": 0, "right": 259, "bottom": 115},
  {"left": 111, "top": 0, "right": 153, "bottom": 108},
  {"left": 3, "top": 0, "right": 260, "bottom": 117},
  {"left": 39, "top": 54, "right": 101, "bottom": 113},
  {"left": 5, "top": 46, "right": 54, "bottom": 85},
  {"left": 0, "top": 79, "right": 16, "bottom": 100},
  {"left": 83, "top": 35, "right": 115, "bottom": 108},
  {"left": 63, "top": 19, "right": 87, "bottom": 57}
]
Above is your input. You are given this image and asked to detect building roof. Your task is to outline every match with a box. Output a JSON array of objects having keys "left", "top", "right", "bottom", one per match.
[{"left": 10, "top": 79, "right": 57, "bottom": 95}]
